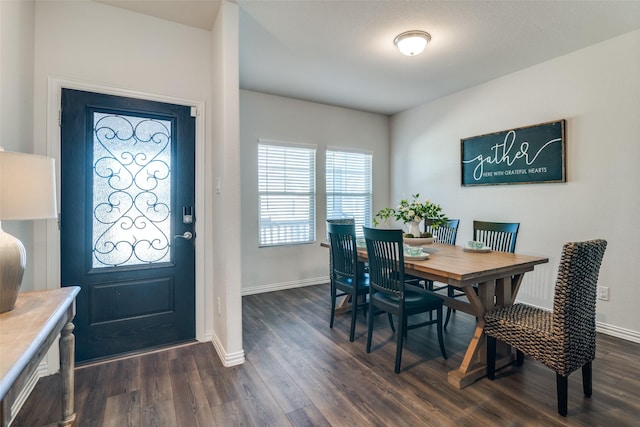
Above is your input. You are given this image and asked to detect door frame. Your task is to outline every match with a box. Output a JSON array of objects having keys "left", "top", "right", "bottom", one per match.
[{"left": 41, "top": 77, "right": 208, "bottom": 367}]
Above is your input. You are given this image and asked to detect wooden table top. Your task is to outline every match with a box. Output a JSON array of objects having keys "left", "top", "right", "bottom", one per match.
[
  {"left": 0, "top": 287, "right": 80, "bottom": 400},
  {"left": 322, "top": 241, "right": 548, "bottom": 287},
  {"left": 396, "top": 243, "right": 548, "bottom": 287}
]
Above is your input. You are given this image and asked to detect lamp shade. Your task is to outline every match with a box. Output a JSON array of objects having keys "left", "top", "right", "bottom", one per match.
[
  {"left": 0, "top": 150, "right": 58, "bottom": 220},
  {"left": 0, "top": 149, "right": 58, "bottom": 312},
  {"left": 394, "top": 30, "right": 431, "bottom": 56}
]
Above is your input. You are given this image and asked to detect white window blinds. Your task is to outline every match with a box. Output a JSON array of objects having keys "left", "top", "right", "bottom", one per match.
[
  {"left": 326, "top": 149, "right": 372, "bottom": 238},
  {"left": 258, "top": 141, "right": 317, "bottom": 246}
]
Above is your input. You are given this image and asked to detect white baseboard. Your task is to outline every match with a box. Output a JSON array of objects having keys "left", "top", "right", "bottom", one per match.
[
  {"left": 597, "top": 321, "right": 640, "bottom": 344},
  {"left": 242, "top": 276, "right": 329, "bottom": 296},
  {"left": 211, "top": 332, "right": 245, "bottom": 367},
  {"left": 199, "top": 329, "right": 213, "bottom": 342}
]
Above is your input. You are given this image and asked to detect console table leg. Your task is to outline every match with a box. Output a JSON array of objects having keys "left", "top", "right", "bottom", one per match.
[{"left": 59, "top": 321, "right": 76, "bottom": 427}]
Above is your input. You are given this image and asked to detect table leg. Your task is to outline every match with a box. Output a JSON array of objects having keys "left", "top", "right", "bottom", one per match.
[
  {"left": 335, "top": 295, "right": 352, "bottom": 314},
  {"left": 59, "top": 321, "right": 76, "bottom": 427},
  {"left": 447, "top": 277, "right": 516, "bottom": 389}
]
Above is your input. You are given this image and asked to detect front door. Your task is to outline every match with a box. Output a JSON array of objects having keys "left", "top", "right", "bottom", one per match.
[{"left": 60, "top": 89, "right": 196, "bottom": 362}]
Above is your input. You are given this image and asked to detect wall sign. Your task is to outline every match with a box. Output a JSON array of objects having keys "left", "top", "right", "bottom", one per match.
[{"left": 461, "top": 119, "right": 566, "bottom": 186}]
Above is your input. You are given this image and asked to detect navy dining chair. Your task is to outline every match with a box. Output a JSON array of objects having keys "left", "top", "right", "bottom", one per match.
[
  {"left": 363, "top": 227, "right": 447, "bottom": 373},
  {"left": 442, "top": 220, "right": 520, "bottom": 329},
  {"left": 327, "top": 221, "right": 369, "bottom": 342}
]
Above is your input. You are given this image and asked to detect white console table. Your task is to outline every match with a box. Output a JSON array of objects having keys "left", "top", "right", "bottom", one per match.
[{"left": 0, "top": 287, "right": 80, "bottom": 426}]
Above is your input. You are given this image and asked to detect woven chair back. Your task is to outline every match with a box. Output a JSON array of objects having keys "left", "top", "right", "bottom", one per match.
[{"left": 552, "top": 239, "right": 607, "bottom": 362}]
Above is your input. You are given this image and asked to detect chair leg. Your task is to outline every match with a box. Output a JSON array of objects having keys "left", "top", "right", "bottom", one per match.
[
  {"left": 329, "top": 282, "right": 336, "bottom": 329},
  {"left": 436, "top": 305, "right": 447, "bottom": 359},
  {"left": 395, "top": 313, "right": 405, "bottom": 374},
  {"left": 387, "top": 313, "right": 395, "bottom": 333},
  {"left": 349, "top": 292, "right": 357, "bottom": 342},
  {"left": 424, "top": 280, "right": 434, "bottom": 322},
  {"left": 582, "top": 362, "right": 592, "bottom": 397},
  {"left": 366, "top": 299, "right": 375, "bottom": 353},
  {"left": 516, "top": 349, "right": 525, "bottom": 366},
  {"left": 443, "top": 307, "right": 453, "bottom": 330},
  {"left": 362, "top": 294, "right": 368, "bottom": 319},
  {"left": 486, "top": 335, "right": 496, "bottom": 380},
  {"left": 443, "top": 287, "right": 456, "bottom": 329},
  {"left": 556, "top": 373, "right": 568, "bottom": 417}
]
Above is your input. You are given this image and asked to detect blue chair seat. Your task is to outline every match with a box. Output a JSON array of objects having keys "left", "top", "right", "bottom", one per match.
[
  {"left": 334, "top": 273, "right": 369, "bottom": 292},
  {"left": 372, "top": 289, "right": 442, "bottom": 310}
]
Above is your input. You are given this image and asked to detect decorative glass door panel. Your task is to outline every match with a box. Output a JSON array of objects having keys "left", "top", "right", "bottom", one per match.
[{"left": 92, "top": 113, "right": 172, "bottom": 268}]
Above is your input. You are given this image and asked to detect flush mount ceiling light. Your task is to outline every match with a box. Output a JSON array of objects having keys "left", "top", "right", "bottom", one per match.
[{"left": 393, "top": 30, "right": 431, "bottom": 56}]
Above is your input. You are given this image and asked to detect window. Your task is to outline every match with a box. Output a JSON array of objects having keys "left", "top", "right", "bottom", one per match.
[
  {"left": 326, "top": 148, "right": 372, "bottom": 238},
  {"left": 258, "top": 140, "right": 317, "bottom": 246}
]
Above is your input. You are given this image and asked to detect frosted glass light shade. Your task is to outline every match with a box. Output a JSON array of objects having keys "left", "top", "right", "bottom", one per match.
[{"left": 394, "top": 30, "right": 431, "bottom": 56}]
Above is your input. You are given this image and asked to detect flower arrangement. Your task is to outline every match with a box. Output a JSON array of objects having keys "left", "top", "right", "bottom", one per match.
[{"left": 373, "top": 193, "right": 447, "bottom": 231}]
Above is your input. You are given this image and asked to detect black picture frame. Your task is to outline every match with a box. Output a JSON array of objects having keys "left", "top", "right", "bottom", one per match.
[{"left": 461, "top": 119, "right": 566, "bottom": 186}]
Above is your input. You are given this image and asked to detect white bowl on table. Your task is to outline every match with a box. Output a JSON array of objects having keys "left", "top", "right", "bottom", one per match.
[{"left": 403, "top": 236, "right": 435, "bottom": 247}]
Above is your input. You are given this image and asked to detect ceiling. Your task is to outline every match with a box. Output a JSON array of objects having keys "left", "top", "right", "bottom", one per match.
[{"left": 97, "top": 0, "right": 640, "bottom": 115}]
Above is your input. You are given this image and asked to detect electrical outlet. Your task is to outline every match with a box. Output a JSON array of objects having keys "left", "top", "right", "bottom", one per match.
[
  {"left": 597, "top": 286, "right": 609, "bottom": 301},
  {"left": 217, "top": 297, "right": 222, "bottom": 315}
]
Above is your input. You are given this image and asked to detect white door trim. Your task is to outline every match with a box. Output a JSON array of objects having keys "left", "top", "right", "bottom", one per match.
[{"left": 44, "top": 76, "right": 209, "bottom": 352}]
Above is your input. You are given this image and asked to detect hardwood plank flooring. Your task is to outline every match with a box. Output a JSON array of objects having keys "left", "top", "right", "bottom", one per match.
[{"left": 12, "top": 284, "right": 640, "bottom": 426}]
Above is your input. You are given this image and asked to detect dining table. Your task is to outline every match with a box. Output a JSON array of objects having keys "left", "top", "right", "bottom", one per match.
[{"left": 323, "top": 241, "right": 548, "bottom": 389}]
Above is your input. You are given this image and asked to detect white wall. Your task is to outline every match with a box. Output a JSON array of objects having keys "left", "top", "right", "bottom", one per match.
[
  {"left": 30, "top": 0, "right": 220, "bottom": 358},
  {"left": 210, "top": 1, "right": 244, "bottom": 366},
  {"left": 0, "top": 0, "right": 246, "bottom": 383},
  {"left": 0, "top": 0, "right": 36, "bottom": 291},
  {"left": 239, "top": 90, "right": 390, "bottom": 294},
  {"left": 391, "top": 30, "right": 640, "bottom": 342}
]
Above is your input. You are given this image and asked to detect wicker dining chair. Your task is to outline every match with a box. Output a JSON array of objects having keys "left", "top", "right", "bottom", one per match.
[
  {"left": 363, "top": 227, "right": 447, "bottom": 374},
  {"left": 484, "top": 239, "right": 607, "bottom": 417}
]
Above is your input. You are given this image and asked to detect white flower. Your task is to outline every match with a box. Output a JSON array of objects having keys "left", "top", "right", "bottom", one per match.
[{"left": 375, "top": 193, "right": 447, "bottom": 227}]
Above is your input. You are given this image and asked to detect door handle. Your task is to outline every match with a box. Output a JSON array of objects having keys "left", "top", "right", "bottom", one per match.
[{"left": 174, "top": 231, "right": 194, "bottom": 240}]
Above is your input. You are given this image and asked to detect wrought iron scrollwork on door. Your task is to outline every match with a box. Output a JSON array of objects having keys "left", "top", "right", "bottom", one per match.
[{"left": 92, "top": 113, "right": 172, "bottom": 268}]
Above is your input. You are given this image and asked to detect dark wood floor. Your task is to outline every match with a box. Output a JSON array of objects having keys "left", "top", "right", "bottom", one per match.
[{"left": 12, "top": 283, "right": 640, "bottom": 426}]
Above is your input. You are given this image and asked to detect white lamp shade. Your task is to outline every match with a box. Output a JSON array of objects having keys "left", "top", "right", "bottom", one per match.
[
  {"left": 0, "top": 150, "right": 58, "bottom": 220},
  {"left": 394, "top": 30, "right": 431, "bottom": 56}
]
